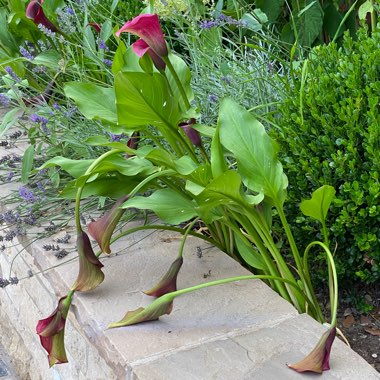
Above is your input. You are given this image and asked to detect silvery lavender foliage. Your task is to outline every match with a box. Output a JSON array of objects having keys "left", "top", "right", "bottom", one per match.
[{"left": 57, "top": 7, "right": 77, "bottom": 34}]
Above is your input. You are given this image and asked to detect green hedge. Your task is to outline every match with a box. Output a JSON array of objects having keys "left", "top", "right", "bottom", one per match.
[{"left": 271, "top": 27, "right": 380, "bottom": 285}]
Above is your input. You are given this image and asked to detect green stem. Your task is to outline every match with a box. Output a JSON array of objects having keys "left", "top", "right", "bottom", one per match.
[
  {"left": 74, "top": 149, "right": 124, "bottom": 231},
  {"left": 177, "top": 218, "right": 200, "bottom": 259},
  {"left": 304, "top": 241, "right": 338, "bottom": 326},
  {"left": 107, "top": 224, "right": 225, "bottom": 254},
  {"left": 163, "top": 56, "right": 191, "bottom": 110},
  {"left": 129, "top": 169, "right": 176, "bottom": 198}
]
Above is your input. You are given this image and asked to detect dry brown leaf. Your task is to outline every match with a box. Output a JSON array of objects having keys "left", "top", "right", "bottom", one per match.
[
  {"left": 360, "top": 315, "right": 372, "bottom": 326},
  {"left": 364, "top": 327, "right": 380, "bottom": 336},
  {"left": 343, "top": 315, "right": 356, "bottom": 328}
]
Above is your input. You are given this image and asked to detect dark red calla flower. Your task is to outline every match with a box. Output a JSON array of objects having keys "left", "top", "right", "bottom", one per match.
[
  {"left": 87, "top": 22, "right": 101, "bottom": 33},
  {"left": 144, "top": 257, "right": 183, "bottom": 297},
  {"left": 88, "top": 195, "right": 129, "bottom": 254},
  {"left": 288, "top": 327, "right": 336, "bottom": 373},
  {"left": 26, "top": 0, "right": 57, "bottom": 32},
  {"left": 132, "top": 39, "right": 166, "bottom": 71},
  {"left": 73, "top": 231, "right": 104, "bottom": 292},
  {"left": 36, "top": 295, "right": 72, "bottom": 366},
  {"left": 179, "top": 118, "right": 201, "bottom": 147},
  {"left": 115, "top": 14, "right": 168, "bottom": 58}
]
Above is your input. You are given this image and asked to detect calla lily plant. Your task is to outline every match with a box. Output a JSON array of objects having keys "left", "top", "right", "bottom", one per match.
[{"left": 38, "top": 12, "right": 341, "bottom": 374}]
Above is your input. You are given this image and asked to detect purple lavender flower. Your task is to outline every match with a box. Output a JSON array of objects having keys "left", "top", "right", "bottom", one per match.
[
  {"left": 102, "top": 59, "right": 112, "bottom": 67},
  {"left": 208, "top": 94, "right": 218, "bottom": 103},
  {"left": 30, "top": 113, "right": 40, "bottom": 123},
  {"left": 19, "top": 186, "right": 37, "bottom": 203},
  {"left": 20, "top": 46, "right": 34, "bottom": 60},
  {"left": 221, "top": 75, "right": 231, "bottom": 85},
  {"left": 109, "top": 133, "right": 126, "bottom": 142},
  {"left": 199, "top": 20, "right": 219, "bottom": 29},
  {"left": 52, "top": 103, "right": 60, "bottom": 110},
  {"left": 99, "top": 40, "right": 107, "bottom": 50},
  {"left": 38, "top": 23, "right": 56, "bottom": 38},
  {"left": 5, "top": 66, "right": 21, "bottom": 82},
  {"left": 0, "top": 93, "right": 10, "bottom": 107},
  {"left": 65, "top": 7, "right": 75, "bottom": 15},
  {"left": 6, "top": 172, "right": 14, "bottom": 182}
]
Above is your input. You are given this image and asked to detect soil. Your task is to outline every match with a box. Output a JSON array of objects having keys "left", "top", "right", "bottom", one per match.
[{"left": 321, "top": 285, "right": 380, "bottom": 373}]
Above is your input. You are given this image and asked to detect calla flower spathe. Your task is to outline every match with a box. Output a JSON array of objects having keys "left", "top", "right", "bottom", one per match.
[
  {"left": 73, "top": 231, "right": 104, "bottom": 292},
  {"left": 132, "top": 39, "right": 166, "bottom": 71},
  {"left": 87, "top": 22, "right": 101, "bottom": 33},
  {"left": 144, "top": 257, "right": 183, "bottom": 297},
  {"left": 108, "top": 297, "right": 173, "bottom": 328},
  {"left": 26, "top": 0, "right": 57, "bottom": 32},
  {"left": 288, "top": 327, "right": 336, "bottom": 373},
  {"left": 179, "top": 118, "right": 201, "bottom": 147},
  {"left": 36, "top": 295, "right": 72, "bottom": 366},
  {"left": 115, "top": 14, "right": 168, "bottom": 58},
  {"left": 88, "top": 195, "right": 129, "bottom": 254}
]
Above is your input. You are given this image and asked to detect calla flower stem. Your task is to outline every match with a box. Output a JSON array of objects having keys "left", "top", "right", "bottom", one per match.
[
  {"left": 177, "top": 218, "right": 200, "bottom": 259},
  {"left": 304, "top": 242, "right": 338, "bottom": 327},
  {"left": 75, "top": 149, "right": 124, "bottom": 232},
  {"left": 156, "top": 274, "right": 315, "bottom": 314},
  {"left": 163, "top": 56, "right": 191, "bottom": 110},
  {"left": 107, "top": 224, "right": 225, "bottom": 255}
]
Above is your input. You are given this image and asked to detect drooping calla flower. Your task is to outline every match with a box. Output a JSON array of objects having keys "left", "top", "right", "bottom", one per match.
[
  {"left": 87, "top": 22, "right": 101, "bottom": 33},
  {"left": 26, "top": 0, "right": 57, "bottom": 32},
  {"left": 179, "top": 118, "right": 201, "bottom": 147},
  {"left": 288, "top": 327, "right": 336, "bottom": 373},
  {"left": 144, "top": 257, "right": 183, "bottom": 297},
  {"left": 132, "top": 39, "right": 166, "bottom": 71},
  {"left": 73, "top": 231, "right": 104, "bottom": 292},
  {"left": 108, "top": 296, "right": 173, "bottom": 328},
  {"left": 115, "top": 14, "right": 168, "bottom": 58},
  {"left": 88, "top": 195, "right": 129, "bottom": 254},
  {"left": 36, "top": 294, "right": 73, "bottom": 366}
]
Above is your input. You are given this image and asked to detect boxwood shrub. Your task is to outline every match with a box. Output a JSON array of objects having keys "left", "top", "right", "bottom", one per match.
[{"left": 271, "top": 27, "right": 380, "bottom": 286}]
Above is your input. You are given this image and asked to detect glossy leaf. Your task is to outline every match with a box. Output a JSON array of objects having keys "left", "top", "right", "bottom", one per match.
[
  {"left": 300, "top": 185, "right": 336, "bottom": 224},
  {"left": 235, "top": 233, "right": 266, "bottom": 270},
  {"left": 210, "top": 122, "right": 227, "bottom": 179},
  {"left": 219, "top": 98, "right": 287, "bottom": 206},
  {"left": 122, "top": 188, "right": 197, "bottom": 224},
  {"left": 115, "top": 71, "right": 181, "bottom": 128},
  {"left": 196, "top": 170, "right": 264, "bottom": 223},
  {"left": 64, "top": 82, "right": 118, "bottom": 124},
  {"left": 255, "top": 0, "right": 285, "bottom": 22}
]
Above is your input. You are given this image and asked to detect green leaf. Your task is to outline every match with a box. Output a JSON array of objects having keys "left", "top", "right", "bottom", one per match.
[
  {"left": 165, "top": 53, "right": 194, "bottom": 110},
  {"left": 235, "top": 233, "right": 266, "bottom": 270},
  {"left": 211, "top": 121, "right": 227, "bottom": 178},
  {"left": 115, "top": 71, "right": 181, "bottom": 128},
  {"left": 41, "top": 156, "right": 93, "bottom": 178},
  {"left": 111, "top": 0, "right": 120, "bottom": 13},
  {"left": 0, "top": 108, "right": 21, "bottom": 137},
  {"left": 196, "top": 170, "right": 264, "bottom": 223},
  {"left": 219, "top": 98, "right": 287, "bottom": 205},
  {"left": 21, "top": 145, "right": 35, "bottom": 184},
  {"left": 358, "top": 0, "right": 373, "bottom": 20},
  {"left": 64, "top": 82, "right": 118, "bottom": 124},
  {"left": 294, "top": 0, "right": 324, "bottom": 47},
  {"left": 300, "top": 185, "right": 336, "bottom": 224},
  {"left": 123, "top": 189, "right": 197, "bottom": 224},
  {"left": 33, "top": 50, "right": 61, "bottom": 70},
  {"left": 255, "top": 0, "right": 285, "bottom": 22},
  {"left": 241, "top": 13, "right": 264, "bottom": 32},
  {"left": 60, "top": 176, "right": 141, "bottom": 199},
  {"left": 99, "top": 20, "right": 113, "bottom": 43}
]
